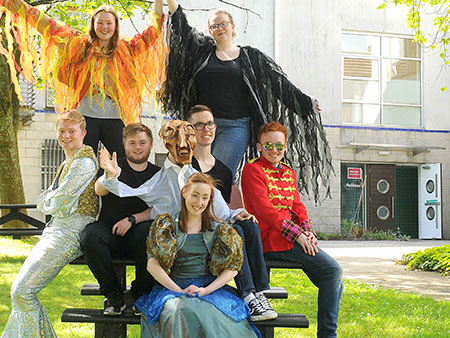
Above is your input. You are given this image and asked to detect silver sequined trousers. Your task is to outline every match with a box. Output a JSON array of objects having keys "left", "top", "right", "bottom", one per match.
[{"left": 1, "top": 214, "right": 94, "bottom": 338}]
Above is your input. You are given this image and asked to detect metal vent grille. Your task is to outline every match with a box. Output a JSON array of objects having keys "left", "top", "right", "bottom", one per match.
[
  {"left": 40, "top": 139, "right": 65, "bottom": 192},
  {"left": 19, "top": 78, "right": 35, "bottom": 107}
]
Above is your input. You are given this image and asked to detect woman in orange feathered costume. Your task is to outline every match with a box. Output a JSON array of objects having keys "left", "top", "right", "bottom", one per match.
[{"left": 0, "top": 0, "right": 166, "bottom": 157}]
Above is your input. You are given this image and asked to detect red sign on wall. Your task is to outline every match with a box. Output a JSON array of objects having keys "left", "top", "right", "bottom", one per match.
[{"left": 347, "top": 168, "right": 362, "bottom": 179}]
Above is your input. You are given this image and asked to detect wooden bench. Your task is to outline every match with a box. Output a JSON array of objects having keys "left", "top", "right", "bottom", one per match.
[
  {"left": 64, "top": 257, "right": 309, "bottom": 337},
  {"left": 264, "top": 257, "right": 304, "bottom": 283},
  {"left": 61, "top": 308, "right": 308, "bottom": 338},
  {"left": 0, "top": 204, "right": 46, "bottom": 238}
]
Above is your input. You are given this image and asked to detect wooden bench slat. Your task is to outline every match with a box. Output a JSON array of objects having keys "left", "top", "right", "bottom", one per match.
[
  {"left": 80, "top": 283, "right": 288, "bottom": 299},
  {"left": 264, "top": 259, "right": 304, "bottom": 269},
  {"left": 0, "top": 229, "right": 43, "bottom": 236},
  {"left": 61, "top": 308, "right": 309, "bottom": 328},
  {"left": 71, "top": 257, "right": 304, "bottom": 270}
]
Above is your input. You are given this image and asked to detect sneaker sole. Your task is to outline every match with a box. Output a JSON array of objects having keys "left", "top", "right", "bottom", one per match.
[
  {"left": 103, "top": 304, "right": 126, "bottom": 316},
  {"left": 251, "top": 312, "right": 278, "bottom": 322}
]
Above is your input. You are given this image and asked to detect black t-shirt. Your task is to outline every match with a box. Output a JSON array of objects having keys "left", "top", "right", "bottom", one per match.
[
  {"left": 191, "top": 157, "right": 232, "bottom": 203},
  {"left": 98, "top": 158, "right": 161, "bottom": 224},
  {"left": 195, "top": 52, "right": 251, "bottom": 119}
]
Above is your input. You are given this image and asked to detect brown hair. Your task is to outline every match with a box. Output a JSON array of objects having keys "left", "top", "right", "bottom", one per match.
[
  {"left": 258, "top": 121, "right": 287, "bottom": 142},
  {"left": 83, "top": 5, "right": 120, "bottom": 59},
  {"left": 56, "top": 109, "right": 86, "bottom": 131},
  {"left": 179, "top": 173, "right": 217, "bottom": 233},
  {"left": 186, "top": 104, "right": 213, "bottom": 122},
  {"left": 122, "top": 123, "right": 153, "bottom": 144},
  {"left": 208, "top": 9, "right": 236, "bottom": 38}
]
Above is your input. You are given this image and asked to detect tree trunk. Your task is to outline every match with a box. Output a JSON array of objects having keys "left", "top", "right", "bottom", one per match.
[{"left": 0, "top": 18, "right": 27, "bottom": 228}]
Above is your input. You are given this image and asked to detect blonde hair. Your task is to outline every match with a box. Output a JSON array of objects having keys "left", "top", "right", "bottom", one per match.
[{"left": 56, "top": 109, "right": 86, "bottom": 131}]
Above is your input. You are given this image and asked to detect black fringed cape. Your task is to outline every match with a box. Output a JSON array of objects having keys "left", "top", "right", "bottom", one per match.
[{"left": 161, "top": 6, "right": 333, "bottom": 203}]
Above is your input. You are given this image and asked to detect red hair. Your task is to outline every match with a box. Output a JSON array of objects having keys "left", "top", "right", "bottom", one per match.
[
  {"left": 257, "top": 121, "right": 287, "bottom": 142},
  {"left": 179, "top": 173, "right": 218, "bottom": 233}
]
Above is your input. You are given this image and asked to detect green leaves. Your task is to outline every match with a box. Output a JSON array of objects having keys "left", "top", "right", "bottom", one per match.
[
  {"left": 40, "top": 0, "right": 154, "bottom": 32},
  {"left": 401, "top": 245, "right": 450, "bottom": 275}
]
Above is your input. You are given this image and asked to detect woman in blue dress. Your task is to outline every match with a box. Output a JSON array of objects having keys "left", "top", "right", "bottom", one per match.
[{"left": 135, "top": 173, "right": 260, "bottom": 337}]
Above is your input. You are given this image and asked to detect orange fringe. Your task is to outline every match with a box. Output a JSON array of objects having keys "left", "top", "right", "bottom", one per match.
[{"left": 0, "top": 0, "right": 166, "bottom": 125}]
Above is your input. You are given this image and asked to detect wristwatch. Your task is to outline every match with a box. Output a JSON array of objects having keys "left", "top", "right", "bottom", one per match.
[{"left": 128, "top": 215, "right": 136, "bottom": 226}]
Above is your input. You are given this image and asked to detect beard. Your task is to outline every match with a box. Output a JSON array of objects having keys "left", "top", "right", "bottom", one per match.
[{"left": 126, "top": 151, "right": 150, "bottom": 165}]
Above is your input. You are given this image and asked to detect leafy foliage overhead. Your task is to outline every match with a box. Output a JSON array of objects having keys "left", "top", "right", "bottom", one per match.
[{"left": 29, "top": 0, "right": 155, "bottom": 32}]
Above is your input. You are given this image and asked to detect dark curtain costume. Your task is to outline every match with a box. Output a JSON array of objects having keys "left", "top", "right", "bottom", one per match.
[{"left": 161, "top": 6, "right": 333, "bottom": 203}]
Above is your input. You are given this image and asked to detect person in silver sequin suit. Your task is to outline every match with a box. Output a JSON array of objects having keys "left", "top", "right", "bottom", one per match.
[{"left": 1, "top": 110, "right": 98, "bottom": 338}]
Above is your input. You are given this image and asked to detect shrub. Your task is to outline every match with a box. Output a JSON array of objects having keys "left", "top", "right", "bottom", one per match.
[{"left": 400, "top": 245, "right": 450, "bottom": 276}]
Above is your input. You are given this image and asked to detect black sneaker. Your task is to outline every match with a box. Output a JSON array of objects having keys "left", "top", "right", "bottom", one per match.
[
  {"left": 103, "top": 298, "right": 126, "bottom": 316},
  {"left": 132, "top": 304, "right": 142, "bottom": 316},
  {"left": 256, "top": 293, "right": 278, "bottom": 319},
  {"left": 248, "top": 297, "right": 278, "bottom": 321}
]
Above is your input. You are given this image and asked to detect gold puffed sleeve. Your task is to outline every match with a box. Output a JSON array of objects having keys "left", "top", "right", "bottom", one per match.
[
  {"left": 146, "top": 214, "right": 177, "bottom": 272},
  {"left": 208, "top": 222, "right": 243, "bottom": 276}
]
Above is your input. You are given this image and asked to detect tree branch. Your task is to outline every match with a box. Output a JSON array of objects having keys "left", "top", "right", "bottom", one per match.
[{"left": 218, "top": 0, "right": 261, "bottom": 20}]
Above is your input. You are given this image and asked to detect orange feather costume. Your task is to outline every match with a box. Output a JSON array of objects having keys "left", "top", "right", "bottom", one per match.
[{"left": 0, "top": 0, "right": 166, "bottom": 125}]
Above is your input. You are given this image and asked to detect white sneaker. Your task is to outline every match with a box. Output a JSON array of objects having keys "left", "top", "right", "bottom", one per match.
[{"left": 248, "top": 297, "right": 278, "bottom": 321}]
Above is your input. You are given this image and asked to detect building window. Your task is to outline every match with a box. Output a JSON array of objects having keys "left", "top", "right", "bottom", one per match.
[{"left": 342, "top": 32, "right": 422, "bottom": 126}]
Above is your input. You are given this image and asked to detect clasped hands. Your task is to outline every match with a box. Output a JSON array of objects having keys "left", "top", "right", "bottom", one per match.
[
  {"left": 181, "top": 284, "right": 210, "bottom": 297},
  {"left": 296, "top": 231, "right": 319, "bottom": 256}
]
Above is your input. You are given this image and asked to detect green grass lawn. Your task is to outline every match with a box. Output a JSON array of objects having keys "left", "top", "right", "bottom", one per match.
[{"left": 1, "top": 236, "right": 449, "bottom": 337}]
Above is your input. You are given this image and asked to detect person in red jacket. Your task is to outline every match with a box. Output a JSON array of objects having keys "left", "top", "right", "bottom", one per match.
[{"left": 241, "top": 121, "right": 343, "bottom": 338}]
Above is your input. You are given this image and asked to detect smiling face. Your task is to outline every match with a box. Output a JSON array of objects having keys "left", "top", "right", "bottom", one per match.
[
  {"left": 208, "top": 12, "right": 235, "bottom": 43},
  {"left": 188, "top": 110, "right": 216, "bottom": 147},
  {"left": 94, "top": 11, "right": 117, "bottom": 46},
  {"left": 182, "top": 182, "right": 212, "bottom": 218},
  {"left": 257, "top": 131, "right": 287, "bottom": 167},
  {"left": 159, "top": 120, "right": 196, "bottom": 165},
  {"left": 124, "top": 131, "right": 153, "bottom": 164},
  {"left": 57, "top": 120, "right": 86, "bottom": 158}
]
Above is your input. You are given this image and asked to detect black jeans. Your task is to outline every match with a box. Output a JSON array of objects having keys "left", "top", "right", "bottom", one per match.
[
  {"left": 233, "top": 220, "right": 270, "bottom": 297},
  {"left": 80, "top": 220, "right": 154, "bottom": 300},
  {"left": 83, "top": 116, "right": 125, "bottom": 158}
]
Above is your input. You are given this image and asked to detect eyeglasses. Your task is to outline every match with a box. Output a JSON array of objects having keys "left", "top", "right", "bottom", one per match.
[
  {"left": 209, "top": 21, "right": 231, "bottom": 31},
  {"left": 193, "top": 121, "right": 216, "bottom": 131},
  {"left": 262, "top": 142, "right": 285, "bottom": 151}
]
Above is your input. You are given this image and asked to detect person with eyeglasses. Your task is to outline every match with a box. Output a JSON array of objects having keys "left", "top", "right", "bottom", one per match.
[
  {"left": 186, "top": 105, "right": 277, "bottom": 321},
  {"left": 161, "top": 0, "right": 333, "bottom": 205},
  {"left": 187, "top": 105, "right": 232, "bottom": 204},
  {"left": 241, "top": 121, "right": 343, "bottom": 338}
]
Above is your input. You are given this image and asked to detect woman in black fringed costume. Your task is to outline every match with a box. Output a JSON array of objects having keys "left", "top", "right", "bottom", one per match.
[{"left": 162, "top": 0, "right": 333, "bottom": 203}]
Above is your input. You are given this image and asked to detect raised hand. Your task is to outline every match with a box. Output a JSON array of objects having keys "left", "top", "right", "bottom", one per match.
[{"left": 100, "top": 148, "right": 120, "bottom": 178}]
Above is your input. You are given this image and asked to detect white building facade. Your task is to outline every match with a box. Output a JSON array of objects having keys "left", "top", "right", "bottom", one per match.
[{"left": 15, "top": 0, "right": 450, "bottom": 239}]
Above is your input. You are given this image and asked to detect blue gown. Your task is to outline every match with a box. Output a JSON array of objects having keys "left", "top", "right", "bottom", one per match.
[{"left": 136, "top": 233, "right": 260, "bottom": 338}]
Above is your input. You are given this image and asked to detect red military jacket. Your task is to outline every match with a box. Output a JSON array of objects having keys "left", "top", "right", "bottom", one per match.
[{"left": 242, "top": 156, "right": 310, "bottom": 253}]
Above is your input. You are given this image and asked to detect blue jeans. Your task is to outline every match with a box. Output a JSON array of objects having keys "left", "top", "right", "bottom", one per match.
[
  {"left": 212, "top": 117, "right": 250, "bottom": 180},
  {"left": 233, "top": 220, "right": 270, "bottom": 297},
  {"left": 265, "top": 243, "right": 343, "bottom": 338}
]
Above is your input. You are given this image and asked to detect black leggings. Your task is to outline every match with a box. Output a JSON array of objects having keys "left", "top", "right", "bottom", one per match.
[{"left": 83, "top": 116, "right": 125, "bottom": 158}]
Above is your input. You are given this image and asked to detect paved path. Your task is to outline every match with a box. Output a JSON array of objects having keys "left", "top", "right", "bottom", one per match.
[{"left": 319, "top": 240, "right": 450, "bottom": 301}]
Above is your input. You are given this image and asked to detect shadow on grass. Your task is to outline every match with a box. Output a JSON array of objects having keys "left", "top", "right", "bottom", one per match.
[{"left": 270, "top": 269, "right": 450, "bottom": 338}]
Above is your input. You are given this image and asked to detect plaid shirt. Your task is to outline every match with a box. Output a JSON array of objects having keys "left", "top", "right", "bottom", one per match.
[{"left": 281, "top": 219, "right": 316, "bottom": 243}]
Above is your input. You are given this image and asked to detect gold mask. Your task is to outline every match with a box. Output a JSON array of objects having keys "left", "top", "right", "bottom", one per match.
[{"left": 159, "top": 120, "right": 196, "bottom": 165}]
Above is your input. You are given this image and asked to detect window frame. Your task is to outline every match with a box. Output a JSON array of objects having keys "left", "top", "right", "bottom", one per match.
[{"left": 341, "top": 31, "right": 423, "bottom": 127}]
